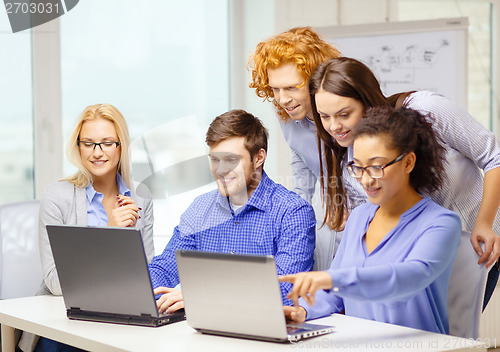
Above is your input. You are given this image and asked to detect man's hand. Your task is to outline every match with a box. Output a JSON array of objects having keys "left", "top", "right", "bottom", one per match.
[
  {"left": 279, "top": 271, "right": 333, "bottom": 307},
  {"left": 154, "top": 287, "right": 184, "bottom": 314},
  {"left": 283, "top": 305, "right": 306, "bottom": 324}
]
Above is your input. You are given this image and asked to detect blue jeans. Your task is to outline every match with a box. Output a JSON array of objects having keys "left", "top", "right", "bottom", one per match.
[
  {"left": 34, "top": 337, "right": 87, "bottom": 352},
  {"left": 483, "top": 260, "right": 500, "bottom": 312}
]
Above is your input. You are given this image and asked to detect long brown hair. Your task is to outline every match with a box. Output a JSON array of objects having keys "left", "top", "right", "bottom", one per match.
[{"left": 309, "top": 57, "right": 414, "bottom": 230}]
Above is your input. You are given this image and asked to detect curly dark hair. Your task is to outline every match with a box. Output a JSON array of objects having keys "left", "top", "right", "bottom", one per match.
[{"left": 353, "top": 106, "right": 446, "bottom": 195}]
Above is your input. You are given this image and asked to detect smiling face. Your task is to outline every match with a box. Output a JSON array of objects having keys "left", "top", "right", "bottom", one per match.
[
  {"left": 79, "top": 118, "right": 121, "bottom": 182},
  {"left": 352, "top": 134, "right": 411, "bottom": 207},
  {"left": 315, "top": 88, "right": 365, "bottom": 147},
  {"left": 267, "top": 63, "right": 312, "bottom": 121},
  {"left": 208, "top": 136, "right": 265, "bottom": 205}
]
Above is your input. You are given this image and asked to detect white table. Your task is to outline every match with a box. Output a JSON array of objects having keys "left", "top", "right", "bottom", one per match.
[{"left": 0, "top": 296, "right": 487, "bottom": 352}]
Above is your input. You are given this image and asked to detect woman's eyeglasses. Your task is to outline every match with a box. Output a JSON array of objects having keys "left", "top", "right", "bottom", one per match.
[
  {"left": 347, "top": 153, "right": 406, "bottom": 179},
  {"left": 77, "top": 141, "right": 121, "bottom": 152}
]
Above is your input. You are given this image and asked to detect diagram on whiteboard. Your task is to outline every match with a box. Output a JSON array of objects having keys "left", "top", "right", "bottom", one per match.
[
  {"left": 364, "top": 38, "right": 450, "bottom": 92},
  {"left": 327, "top": 30, "right": 459, "bottom": 103}
]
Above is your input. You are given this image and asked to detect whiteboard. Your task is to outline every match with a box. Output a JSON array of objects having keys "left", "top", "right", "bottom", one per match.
[{"left": 316, "top": 17, "right": 468, "bottom": 108}]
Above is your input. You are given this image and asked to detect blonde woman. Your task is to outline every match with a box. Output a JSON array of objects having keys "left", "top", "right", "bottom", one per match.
[
  {"left": 27, "top": 104, "right": 154, "bottom": 352},
  {"left": 38, "top": 103, "right": 154, "bottom": 296}
]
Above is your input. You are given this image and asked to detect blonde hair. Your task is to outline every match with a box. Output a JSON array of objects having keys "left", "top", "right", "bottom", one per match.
[
  {"left": 62, "top": 104, "right": 131, "bottom": 188},
  {"left": 248, "top": 26, "right": 341, "bottom": 121}
]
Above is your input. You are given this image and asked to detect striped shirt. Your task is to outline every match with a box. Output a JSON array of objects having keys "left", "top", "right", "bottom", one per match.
[{"left": 148, "top": 171, "right": 316, "bottom": 305}]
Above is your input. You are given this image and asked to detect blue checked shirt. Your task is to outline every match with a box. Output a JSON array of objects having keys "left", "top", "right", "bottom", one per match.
[{"left": 149, "top": 171, "right": 316, "bottom": 305}]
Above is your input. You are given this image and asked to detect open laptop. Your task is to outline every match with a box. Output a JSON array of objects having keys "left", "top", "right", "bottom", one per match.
[
  {"left": 46, "top": 224, "right": 185, "bottom": 327},
  {"left": 176, "top": 250, "right": 335, "bottom": 342}
]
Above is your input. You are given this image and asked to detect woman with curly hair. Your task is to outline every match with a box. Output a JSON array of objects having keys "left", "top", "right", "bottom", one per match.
[
  {"left": 281, "top": 107, "right": 461, "bottom": 335},
  {"left": 308, "top": 57, "right": 500, "bottom": 309}
]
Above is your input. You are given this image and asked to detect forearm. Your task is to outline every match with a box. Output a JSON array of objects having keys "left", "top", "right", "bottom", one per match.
[
  {"left": 148, "top": 248, "right": 180, "bottom": 289},
  {"left": 148, "top": 228, "right": 196, "bottom": 288},
  {"left": 328, "top": 214, "right": 461, "bottom": 302},
  {"left": 301, "top": 289, "right": 343, "bottom": 320},
  {"left": 38, "top": 200, "right": 63, "bottom": 295},
  {"left": 327, "top": 261, "right": 433, "bottom": 302},
  {"left": 475, "top": 167, "right": 500, "bottom": 228},
  {"left": 275, "top": 204, "right": 316, "bottom": 304}
]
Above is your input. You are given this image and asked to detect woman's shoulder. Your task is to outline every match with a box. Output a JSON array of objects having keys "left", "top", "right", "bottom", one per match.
[
  {"left": 406, "top": 91, "right": 459, "bottom": 113},
  {"left": 40, "top": 180, "right": 80, "bottom": 211},
  {"left": 43, "top": 180, "right": 77, "bottom": 196},
  {"left": 411, "top": 197, "right": 461, "bottom": 229},
  {"left": 407, "top": 90, "right": 445, "bottom": 102},
  {"left": 424, "top": 197, "right": 459, "bottom": 216}
]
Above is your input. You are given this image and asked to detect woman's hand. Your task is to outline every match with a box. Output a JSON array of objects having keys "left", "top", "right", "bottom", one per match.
[
  {"left": 154, "top": 287, "right": 184, "bottom": 314},
  {"left": 108, "top": 195, "right": 140, "bottom": 227},
  {"left": 279, "top": 271, "right": 333, "bottom": 307},
  {"left": 471, "top": 223, "right": 500, "bottom": 268}
]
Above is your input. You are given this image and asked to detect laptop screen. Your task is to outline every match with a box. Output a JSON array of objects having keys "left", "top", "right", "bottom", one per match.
[
  {"left": 176, "top": 250, "right": 289, "bottom": 340},
  {"left": 47, "top": 225, "right": 159, "bottom": 317}
]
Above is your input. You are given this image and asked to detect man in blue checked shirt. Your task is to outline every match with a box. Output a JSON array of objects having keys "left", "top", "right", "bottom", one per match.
[{"left": 149, "top": 109, "right": 316, "bottom": 313}]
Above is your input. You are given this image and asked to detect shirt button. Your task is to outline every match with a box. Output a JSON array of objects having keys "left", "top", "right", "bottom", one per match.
[
  {"left": 235, "top": 221, "right": 238, "bottom": 225},
  {"left": 333, "top": 287, "right": 339, "bottom": 292}
]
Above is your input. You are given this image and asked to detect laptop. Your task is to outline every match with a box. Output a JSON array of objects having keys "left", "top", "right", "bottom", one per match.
[
  {"left": 46, "top": 224, "right": 185, "bottom": 327},
  {"left": 176, "top": 250, "right": 335, "bottom": 342}
]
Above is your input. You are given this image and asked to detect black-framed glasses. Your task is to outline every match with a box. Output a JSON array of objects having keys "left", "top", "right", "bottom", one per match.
[
  {"left": 77, "top": 141, "right": 121, "bottom": 152},
  {"left": 347, "top": 153, "right": 406, "bottom": 179}
]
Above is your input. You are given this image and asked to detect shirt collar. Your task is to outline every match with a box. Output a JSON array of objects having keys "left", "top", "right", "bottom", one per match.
[
  {"left": 245, "top": 171, "right": 270, "bottom": 211},
  {"left": 214, "top": 171, "right": 271, "bottom": 213},
  {"left": 116, "top": 173, "right": 131, "bottom": 196},
  {"left": 347, "top": 144, "right": 354, "bottom": 162},
  {"left": 297, "top": 117, "right": 315, "bottom": 128},
  {"left": 85, "top": 173, "right": 131, "bottom": 203},
  {"left": 400, "top": 197, "right": 430, "bottom": 219},
  {"left": 85, "top": 182, "right": 98, "bottom": 203}
]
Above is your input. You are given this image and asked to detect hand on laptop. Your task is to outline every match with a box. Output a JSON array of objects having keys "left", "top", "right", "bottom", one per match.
[
  {"left": 279, "top": 271, "right": 332, "bottom": 307},
  {"left": 109, "top": 195, "right": 140, "bottom": 227},
  {"left": 154, "top": 287, "right": 184, "bottom": 313},
  {"left": 283, "top": 305, "right": 306, "bottom": 324}
]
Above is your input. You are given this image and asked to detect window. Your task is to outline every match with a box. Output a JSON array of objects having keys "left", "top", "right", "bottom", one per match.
[
  {"left": 59, "top": 0, "right": 229, "bottom": 251},
  {"left": 0, "top": 10, "right": 34, "bottom": 203}
]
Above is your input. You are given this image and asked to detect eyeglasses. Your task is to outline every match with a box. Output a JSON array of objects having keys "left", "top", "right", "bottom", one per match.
[
  {"left": 77, "top": 141, "right": 121, "bottom": 152},
  {"left": 347, "top": 153, "right": 406, "bottom": 179}
]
